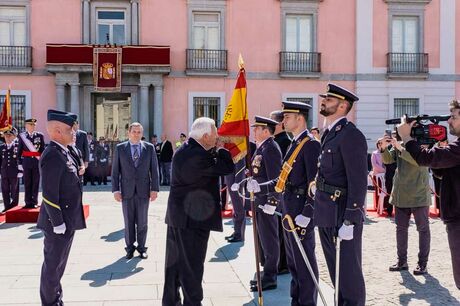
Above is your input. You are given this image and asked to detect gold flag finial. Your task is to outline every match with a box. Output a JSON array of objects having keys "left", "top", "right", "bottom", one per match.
[{"left": 238, "top": 53, "right": 244, "bottom": 70}]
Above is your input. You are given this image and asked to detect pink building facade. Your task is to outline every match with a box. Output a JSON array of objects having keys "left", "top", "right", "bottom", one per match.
[{"left": 0, "top": 0, "right": 457, "bottom": 149}]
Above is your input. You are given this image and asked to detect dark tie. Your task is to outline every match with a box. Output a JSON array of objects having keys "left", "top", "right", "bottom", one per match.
[
  {"left": 321, "top": 129, "right": 330, "bottom": 143},
  {"left": 133, "top": 145, "right": 139, "bottom": 167}
]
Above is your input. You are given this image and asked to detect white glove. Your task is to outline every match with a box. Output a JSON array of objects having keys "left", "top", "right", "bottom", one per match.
[
  {"left": 17, "top": 172, "right": 23, "bottom": 178},
  {"left": 294, "top": 215, "right": 311, "bottom": 228},
  {"left": 230, "top": 183, "right": 239, "bottom": 192},
  {"left": 262, "top": 204, "right": 276, "bottom": 215},
  {"left": 53, "top": 223, "right": 66, "bottom": 235},
  {"left": 18, "top": 165, "right": 23, "bottom": 171},
  {"left": 338, "top": 223, "right": 354, "bottom": 240},
  {"left": 246, "top": 178, "right": 261, "bottom": 193}
]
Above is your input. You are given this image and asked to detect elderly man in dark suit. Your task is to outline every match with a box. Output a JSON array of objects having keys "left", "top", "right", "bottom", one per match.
[
  {"left": 37, "top": 110, "right": 86, "bottom": 306},
  {"left": 162, "top": 117, "right": 234, "bottom": 306},
  {"left": 111, "top": 122, "right": 160, "bottom": 259}
]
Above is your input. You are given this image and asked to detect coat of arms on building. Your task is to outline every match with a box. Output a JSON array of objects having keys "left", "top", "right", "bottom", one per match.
[{"left": 93, "top": 47, "right": 122, "bottom": 92}]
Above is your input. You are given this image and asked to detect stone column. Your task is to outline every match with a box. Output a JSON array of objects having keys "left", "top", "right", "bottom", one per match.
[
  {"left": 82, "top": 0, "right": 90, "bottom": 44},
  {"left": 56, "top": 84, "right": 66, "bottom": 111},
  {"left": 131, "top": 0, "right": 139, "bottom": 45},
  {"left": 139, "top": 84, "right": 150, "bottom": 137},
  {"left": 153, "top": 85, "right": 163, "bottom": 136},
  {"left": 70, "top": 83, "right": 80, "bottom": 119}
]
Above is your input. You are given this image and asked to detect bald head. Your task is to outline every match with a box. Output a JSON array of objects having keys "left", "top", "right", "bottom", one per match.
[{"left": 47, "top": 121, "right": 75, "bottom": 146}]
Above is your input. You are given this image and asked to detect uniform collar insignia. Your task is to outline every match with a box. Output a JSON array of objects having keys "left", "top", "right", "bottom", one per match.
[{"left": 335, "top": 125, "right": 342, "bottom": 132}]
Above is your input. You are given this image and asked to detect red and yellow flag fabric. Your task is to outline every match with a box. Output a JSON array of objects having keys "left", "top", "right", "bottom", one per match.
[
  {"left": 218, "top": 56, "right": 249, "bottom": 163},
  {"left": 0, "top": 86, "right": 13, "bottom": 132}
]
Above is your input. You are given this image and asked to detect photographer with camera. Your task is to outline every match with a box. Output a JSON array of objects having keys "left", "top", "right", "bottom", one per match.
[
  {"left": 381, "top": 133, "right": 431, "bottom": 275},
  {"left": 397, "top": 99, "right": 460, "bottom": 289}
]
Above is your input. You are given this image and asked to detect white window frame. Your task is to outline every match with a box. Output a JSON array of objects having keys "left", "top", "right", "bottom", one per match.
[
  {"left": 284, "top": 14, "right": 314, "bottom": 53},
  {"left": 90, "top": 1, "right": 131, "bottom": 45},
  {"left": 191, "top": 12, "right": 220, "bottom": 50},
  {"left": 96, "top": 9, "right": 126, "bottom": 45},
  {"left": 281, "top": 1, "right": 318, "bottom": 53},
  {"left": 388, "top": 4, "right": 425, "bottom": 54},
  {"left": 391, "top": 16, "right": 420, "bottom": 53},
  {"left": 187, "top": 0, "right": 226, "bottom": 50},
  {"left": 282, "top": 93, "right": 318, "bottom": 129},
  {"left": 188, "top": 92, "right": 225, "bottom": 130},
  {"left": 0, "top": 89, "right": 31, "bottom": 119},
  {"left": 388, "top": 93, "right": 424, "bottom": 120},
  {"left": 0, "top": 2, "right": 29, "bottom": 46}
]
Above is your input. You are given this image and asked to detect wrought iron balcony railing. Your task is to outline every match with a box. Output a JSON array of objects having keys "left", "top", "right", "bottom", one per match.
[
  {"left": 387, "top": 53, "right": 428, "bottom": 74},
  {"left": 280, "top": 51, "right": 321, "bottom": 74},
  {"left": 186, "top": 49, "right": 227, "bottom": 71},
  {"left": 0, "top": 46, "right": 32, "bottom": 68}
]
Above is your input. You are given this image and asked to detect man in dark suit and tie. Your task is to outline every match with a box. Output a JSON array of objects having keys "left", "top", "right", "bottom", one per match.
[
  {"left": 162, "top": 117, "right": 234, "bottom": 306},
  {"left": 111, "top": 122, "right": 160, "bottom": 259}
]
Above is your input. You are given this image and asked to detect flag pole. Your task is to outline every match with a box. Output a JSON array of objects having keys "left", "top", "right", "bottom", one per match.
[{"left": 238, "top": 58, "right": 263, "bottom": 305}]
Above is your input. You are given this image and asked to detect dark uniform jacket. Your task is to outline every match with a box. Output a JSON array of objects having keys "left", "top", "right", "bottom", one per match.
[
  {"left": 0, "top": 141, "right": 20, "bottom": 178},
  {"left": 283, "top": 130, "right": 321, "bottom": 220},
  {"left": 37, "top": 141, "right": 86, "bottom": 232},
  {"left": 17, "top": 131, "right": 45, "bottom": 168},
  {"left": 159, "top": 140, "right": 174, "bottom": 162},
  {"left": 96, "top": 143, "right": 110, "bottom": 165},
  {"left": 314, "top": 118, "right": 368, "bottom": 227},
  {"left": 165, "top": 138, "right": 234, "bottom": 232},
  {"left": 111, "top": 141, "right": 160, "bottom": 199},
  {"left": 274, "top": 131, "right": 291, "bottom": 157},
  {"left": 251, "top": 137, "right": 282, "bottom": 207},
  {"left": 406, "top": 138, "right": 460, "bottom": 223},
  {"left": 75, "top": 130, "right": 89, "bottom": 163}
]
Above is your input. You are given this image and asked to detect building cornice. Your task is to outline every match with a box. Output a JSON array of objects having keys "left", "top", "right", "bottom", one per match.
[{"left": 383, "top": 0, "right": 432, "bottom": 4}]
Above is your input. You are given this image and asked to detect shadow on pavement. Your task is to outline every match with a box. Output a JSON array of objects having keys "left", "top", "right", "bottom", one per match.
[
  {"left": 80, "top": 256, "right": 144, "bottom": 287},
  {"left": 100, "top": 229, "right": 124, "bottom": 242},
  {"left": 209, "top": 242, "right": 244, "bottom": 262},
  {"left": 399, "top": 271, "right": 460, "bottom": 305}
]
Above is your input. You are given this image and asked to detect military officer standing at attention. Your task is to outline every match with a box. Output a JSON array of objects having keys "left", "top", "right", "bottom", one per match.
[
  {"left": 314, "top": 83, "right": 367, "bottom": 306},
  {"left": 247, "top": 116, "right": 282, "bottom": 292},
  {"left": 0, "top": 127, "right": 21, "bottom": 212},
  {"left": 37, "top": 110, "right": 86, "bottom": 306},
  {"left": 18, "top": 118, "right": 45, "bottom": 208}
]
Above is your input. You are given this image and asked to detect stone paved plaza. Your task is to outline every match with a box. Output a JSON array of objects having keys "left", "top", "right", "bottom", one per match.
[{"left": 0, "top": 186, "right": 459, "bottom": 305}]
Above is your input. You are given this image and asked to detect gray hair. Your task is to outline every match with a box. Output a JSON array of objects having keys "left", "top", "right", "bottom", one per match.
[
  {"left": 189, "top": 117, "right": 216, "bottom": 139},
  {"left": 128, "top": 122, "right": 143, "bottom": 132}
]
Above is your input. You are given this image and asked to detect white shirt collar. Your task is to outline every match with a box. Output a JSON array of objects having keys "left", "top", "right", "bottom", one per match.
[
  {"left": 293, "top": 129, "right": 309, "bottom": 142},
  {"left": 327, "top": 116, "right": 346, "bottom": 131},
  {"left": 52, "top": 140, "right": 69, "bottom": 152},
  {"left": 256, "top": 137, "right": 271, "bottom": 148}
]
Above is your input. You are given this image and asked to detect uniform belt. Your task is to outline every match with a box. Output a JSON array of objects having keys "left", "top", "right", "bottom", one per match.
[
  {"left": 316, "top": 177, "right": 347, "bottom": 198},
  {"left": 22, "top": 151, "right": 41, "bottom": 157},
  {"left": 285, "top": 182, "right": 307, "bottom": 196}
]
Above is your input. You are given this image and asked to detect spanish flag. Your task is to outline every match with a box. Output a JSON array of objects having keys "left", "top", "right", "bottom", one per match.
[
  {"left": 0, "top": 86, "right": 13, "bottom": 132},
  {"left": 218, "top": 55, "right": 249, "bottom": 163}
]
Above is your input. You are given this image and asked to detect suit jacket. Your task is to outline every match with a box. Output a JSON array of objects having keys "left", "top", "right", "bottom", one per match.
[
  {"left": 405, "top": 138, "right": 460, "bottom": 223},
  {"left": 37, "top": 141, "right": 86, "bottom": 232},
  {"left": 159, "top": 140, "right": 174, "bottom": 162},
  {"left": 111, "top": 141, "right": 160, "bottom": 199},
  {"left": 75, "top": 130, "right": 89, "bottom": 163},
  {"left": 313, "top": 118, "right": 368, "bottom": 227},
  {"left": 17, "top": 131, "right": 45, "bottom": 169},
  {"left": 165, "top": 138, "right": 234, "bottom": 231},
  {"left": 274, "top": 131, "right": 291, "bottom": 157},
  {"left": 0, "top": 141, "right": 20, "bottom": 178}
]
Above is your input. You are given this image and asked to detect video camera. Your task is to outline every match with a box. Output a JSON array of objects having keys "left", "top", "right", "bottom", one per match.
[{"left": 385, "top": 114, "right": 450, "bottom": 145}]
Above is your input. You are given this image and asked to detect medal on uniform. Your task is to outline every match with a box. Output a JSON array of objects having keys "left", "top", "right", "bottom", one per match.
[{"left": 253, "top": 167, "right": 259, "bottom": 174}]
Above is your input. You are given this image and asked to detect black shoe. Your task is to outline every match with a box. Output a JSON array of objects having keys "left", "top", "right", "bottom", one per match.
[
  {"left": 413, "top": 264, "right": 427, "bottom": 275},
  {"left": 389, "top": 262, "right": 408, "bottom": 272},
  {"left": 126, "top": 251, "right": 134, "bottom": 259},
  {"left": 227, "top": 236, "right": 243, "bottom": 243},
  {"left": 139, "top": 252, "right": 148, "bottom": 259},
  {"left": 250, "top": 280, "right": 277, "bottom": 292}
]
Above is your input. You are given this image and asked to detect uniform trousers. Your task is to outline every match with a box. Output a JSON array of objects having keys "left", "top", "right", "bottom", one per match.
[
  {"left": 284, "top": 226, "right": 318, "bottom": 306},
  {"left": 40, "top": 230, "right": 75, "bottom": 306},
  {"left": 318, "top": 225, "right": 366, "bottom": 306},
  {"left": 446, "top": 221, "right": 460, "bottom": 289},
  {"left": 256, "top": 211, "right": 279, "bottom": 282},
  {"left": 1, "top": 176, "right": 19, "bottom": 210},
  {"left": 24, "top": 165, "right": 40, "bottom": 207},
  {"left": 395, "top": 206, "right": 430, "bottom": 266},
  {"left": 162, "top": 226, "right": 210, "bottom": 306},
  {"left": 225, "top": 173, "right": 246, "bottom": 239},
  {"left": 122, "top": 195, "right": 149, "bottom": 253}
]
